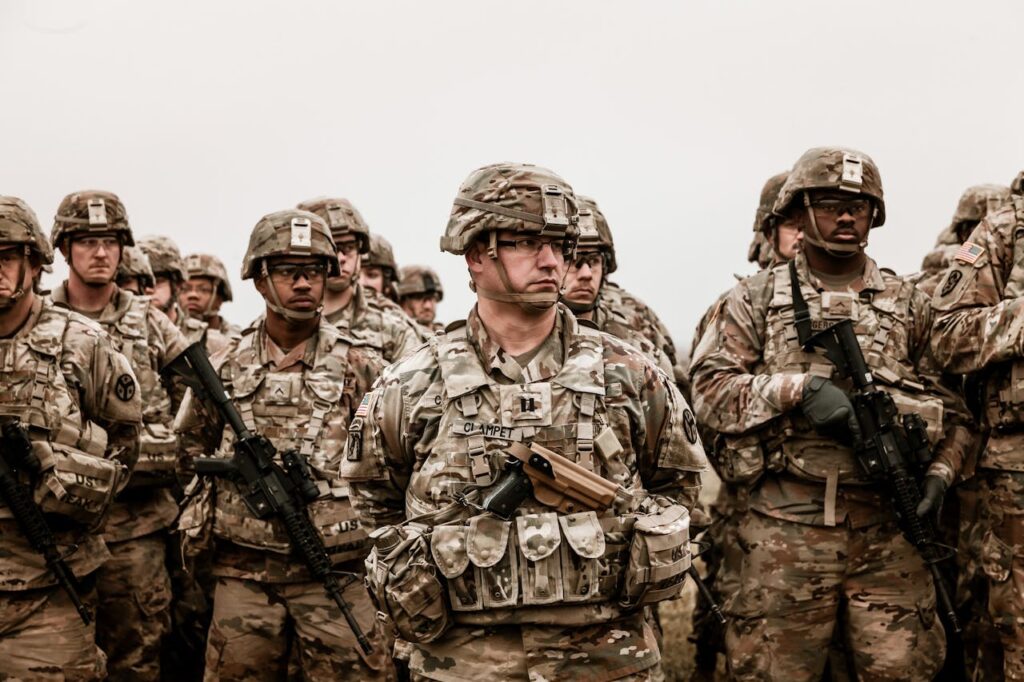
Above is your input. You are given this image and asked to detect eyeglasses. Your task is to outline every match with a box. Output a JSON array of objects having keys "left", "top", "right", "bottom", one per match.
[
  {"left": 74, "top": 236, "right": 120, "bottom": 251},
  {"left": 267, "top": 262, "right": 328, "bottom": 283},
  {"left": 181, "top": 283, "right": 215, "bottom": 296},
  {"left": 335, "top": 241, "right": 360, "bottom": 256},
  {"left": 495, "top": 237, "right": 570, "bottom": 259},
  {"left": 570, "top": 253, "right": 603, "bottom": 270},
  {"left": 809, "top": 199, "right": 872, "bottom": 218}
]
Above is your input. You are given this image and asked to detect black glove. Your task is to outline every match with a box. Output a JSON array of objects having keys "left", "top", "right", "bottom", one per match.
[
  {"left": 915, "top": 475, "right": 948, "bottom": 520},
  {"left": 801, "top": 376, "right": 862, "bottom": 444}
]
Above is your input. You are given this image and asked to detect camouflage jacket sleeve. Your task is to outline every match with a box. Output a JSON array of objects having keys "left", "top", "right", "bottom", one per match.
[
  {"left": 689, "top": 273, "right": 808, "bottom": 434},
  {"left": 607, "top": 335, "right": 706, "bottom": 512},
  {"left": 173, "top": 347, "right": 231, "bottom": 471},
  {"left": 340, "top": 348, "right": 440, "bottom": 531},
  {"left": 148, "top": 305, "right": 191, "bottom": 401},
  {"left": 67, "top": 319, "right": 143, "bottom": 470},
  {"left": 931, "top": 207, "right": 1024, "bottom": 374},
  {"left": 383, "top": 307, "right": 426, "bottom": 364},
  {"left": 903, "top": 283, "right": 974, "bottom": 485}
]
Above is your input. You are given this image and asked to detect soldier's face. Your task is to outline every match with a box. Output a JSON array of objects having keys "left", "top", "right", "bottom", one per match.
[
  {"left": 562, "top": 252, "right": 603, "bottom": 307},
  {"left": 360, "top": 265, "right": 385, "bottom": 294},
  {"left": 467, "top": 230, "right": 568, "bottom": 304},
  {"left": 402, "top": 293, "right": 438, "bottom": 324},
  {"left": 117, "top": 275, "right": 145, "bottom": 296},
  {"left": 151, "top": 275, "right": 175, "bottom": 310},
  {"left": 774, "top": 219, "right": 802, "bottom": 261},
  {"left": 806, "top": 191, "right": 872, "bottom": 246},
  {"left": 328, "top": 236, "right": 360, "bottom": 291},
  {"left": 68, "top": 234, "right": 121, "bottom": 285},
  {"left": 256, "top": 256, "right": 326, "bottom": 313},
  {"left": 0, "top": 247, "right": 37, "bottom": 304},
  {"left": 181, "top": 276, "right": 221, "bottom": 317}
]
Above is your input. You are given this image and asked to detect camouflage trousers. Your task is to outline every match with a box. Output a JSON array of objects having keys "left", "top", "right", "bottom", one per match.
[
  {"left": 407, "top": 612, "right": 661, "bottom": 682},
  {"left": 203, "top": 575, "right": 394, "bottom": 681},
  {"left": 726, "top": 512, "right": 945, "bottom": 682},
  {"left": 0, "top": 578, "right": 105, "bottom": 681},
  {"left": 95, "top": 532, "right": 172, "bottom": 680},
  {"left": 979, "top": 469, "right": 1024, "bottom": 681}
]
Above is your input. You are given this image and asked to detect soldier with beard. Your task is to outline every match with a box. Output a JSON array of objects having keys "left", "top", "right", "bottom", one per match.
[
  {"left": 396, "top": 264, "right": 445, "bottom": 335},
  {"left": 51, "top": 190, "right": 190, "bottom": 679},
  {"left": 295, "top": 198, "right": 423, "bottom": 363}
]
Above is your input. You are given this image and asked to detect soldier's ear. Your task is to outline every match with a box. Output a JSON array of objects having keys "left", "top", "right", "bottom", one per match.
[
  {"left": 254, "top": 276, "right": 269, "bottom": 298},
  {"left": 465, "top": 242, "right": 486, "bottom": 274}
]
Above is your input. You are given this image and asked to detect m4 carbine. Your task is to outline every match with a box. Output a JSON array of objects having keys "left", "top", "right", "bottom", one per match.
[
  {"left": 789, "top": 260, "right": 960, "bottom": 633},
  {"left": 0, "top": 416, "right": 91, "bottom": 624},
  {"left": 165, "top": 342, "right": 372, "bottom": 654}
]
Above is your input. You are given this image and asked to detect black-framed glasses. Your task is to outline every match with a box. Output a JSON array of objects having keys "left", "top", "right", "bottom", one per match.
[
  {"left": 495, "top": 236, "right": 570, "bottom": 259},
  {"left": 267, "top": 262, "right": 328, "bottom": 283},
  {"left": 809, "top": 198, "right": 872, "bottom": 218},
  {"left": 570, "top": 253, "right": 603, "bottom": 270}
]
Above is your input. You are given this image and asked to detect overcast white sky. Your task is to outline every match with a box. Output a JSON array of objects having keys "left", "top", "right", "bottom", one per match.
[{"left": 2, "top": 1, "right": 1022, "bottom": 352}]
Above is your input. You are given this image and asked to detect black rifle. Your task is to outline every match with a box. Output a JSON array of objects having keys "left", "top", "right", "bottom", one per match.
[
  {"left": 0, "top": 417, "right": 91, "bottom": 624},
  {"left": 165, "top": 342, "right": 372, "bottom": 654},
  {"left": 789, "top": 260, "right": 960, "bottom": 633}
]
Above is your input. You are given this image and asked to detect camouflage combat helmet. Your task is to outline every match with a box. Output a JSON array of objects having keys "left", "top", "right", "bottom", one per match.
[
  {"left": 1012, "top": 171, "right": 1024, "bottom": 196},
  {"left": 184, "top": 252, "right": 234, "bottom": 302},
  {"left": 52, "top": 190, "right": 134, "bottom": 250},
  {"left": 295, "top": 197, "right": 370, "bottom": 254},
  {"left": 242, "top": 209, "right": 339, "bottom": 280},
  {"left": 116, "top": 246, "right": 155, "bottom": 290},
  {"left": 362, "top": 234, "right": 400, "bottom": 285},
  {"left": 753, "top": 172, "right": 790, "bottom": 235},
  {"left": 774, "top": 147, "right": 884, "bottom": 255},
  {"left": 576, "top": 196, "right": 617, "bottom": 274},
  {"left": 0, "top": 196, "right": 54, "bottom": 265},
  {"left": 944, "top": 184, "right": 1012, "bottom": 245},
  {"left": 396, "top": 265, "right": 444, "bottom": 301},
  {"left": 138, "top": 235, "right": 189, "bottom": 283},
  {"left": 441, "top": 163, "right": 579, "bottom": 311}
]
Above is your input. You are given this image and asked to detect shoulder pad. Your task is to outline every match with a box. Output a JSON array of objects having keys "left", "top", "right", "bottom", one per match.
[
  {"left": 880, "top": 267, "right": 896, "bottom": 276},
  {"left": 444, "top": 319, "right": 467, "bottom": 333},
  {"left": 27, "top": 304, "right": 76, "bottom": 357}
]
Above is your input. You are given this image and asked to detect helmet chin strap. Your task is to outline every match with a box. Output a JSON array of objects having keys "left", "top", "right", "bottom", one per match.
[
  {"left": 801, "top": 193, "right": 869, "bottom": 258},
  {"left": 260, "top": 261, "right": 322, "bottom": 322},
  {"left": 472, "top": 232, "right": 561, "bottom": 313}
]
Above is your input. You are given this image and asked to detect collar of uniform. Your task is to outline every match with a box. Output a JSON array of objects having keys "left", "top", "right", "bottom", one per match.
[
  {"left": 794, "top": 252, "right": 886, "bottom": 294},
  {"left": 7, "top": 296, "right": 44, "bottom": 340},
  {"left": 324, "top": 282, "right": 368, "bottom": 330},
  {"left": 251, "top": 316, "right": 319, "bottom": 371},
  {"left": 52, "top": 281, "right": 132, "bottom": 323},
  {"left": 465, "top": 304, "right": 568, "bottom": 384}
]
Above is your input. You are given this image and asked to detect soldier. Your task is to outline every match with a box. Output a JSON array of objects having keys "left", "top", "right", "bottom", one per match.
[
  {"left": 175, "top": 208, "right": 392, "bottom": 680},
  {"left": 931, "top": 171, "right": 1024, "bottom": 680},
  {"left": 116, "top": 245, "right": 157, "bottom": 297},
  {"left": 51, "top": 190, "right": 190, "bottom": 679},
  {"left": 138, "top": 235, "right": 191, "bottom": 328},
  {"left": 396, "top": 264, "right": 445, "bottom": 334},
  {"left": 910, "top": 184, "right": 1012, "bottom": 297},
  {"left": 687, "top": 170, "right": 796, "bottom": 681},
  {"left": 690, "top": 147, "right": 972, "bottom": 681},
  {"left": 181, "top": 253, "right": 242, "bottom": 338},
  {"left": 295, "top": 197, "right": 423, "bottom": 363},
  {"left": 341, "top": 163, "right": 707, "bottom": 681},
  {"left": 360, "top": 233, "right": 400, "bottom": 302},
  {"left": 560, "top": 196, "right": 674, "bottom": 375},
  {"left": 0, "top": 195, "right": 141, "bottom": 680}
]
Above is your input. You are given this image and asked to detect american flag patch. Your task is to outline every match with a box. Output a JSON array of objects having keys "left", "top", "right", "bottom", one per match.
[
  {"left": 955, "top": 242, "right": 985, "bottom": 264},
  {"left": 355, "top": 394, "right": 370, "bottom": 417}
]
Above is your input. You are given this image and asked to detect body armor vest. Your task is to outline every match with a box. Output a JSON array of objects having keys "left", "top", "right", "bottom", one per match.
[
  {"left": 756, "top": 262, "right": 943, "bottom": 485},
  {"left": 210, "top": 324, "right": 367, "bottom": 564}
]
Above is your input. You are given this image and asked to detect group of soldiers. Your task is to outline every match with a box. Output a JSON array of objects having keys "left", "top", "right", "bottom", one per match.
[{"left": 0, "top": 150, "right": 1020, "bottom": 682}]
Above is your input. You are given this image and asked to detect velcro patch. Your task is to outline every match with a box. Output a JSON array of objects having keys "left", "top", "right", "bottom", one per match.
[
  {"left": 955, "top": 242, "right": 984, "bottom": 264},
  {"left": 452, "top": 419, "right": 522, "bottom": 441}
]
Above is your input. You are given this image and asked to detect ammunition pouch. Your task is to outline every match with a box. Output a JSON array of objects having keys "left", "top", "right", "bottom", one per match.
[
  {"left": 128, "top": 421, "right": 178, "bottom": 487},
  {"left": 713, "top": 434, "right": 767, "bottom": 484},
  {"left": 988, "top": 359, "right": 1024, "bottom": 431},
  {"left": 34, "top": 421, "right": 123, "bottom": 528},
  {"left": 365, "top": 522, "right": 450, "bottom": 644},
  {"left": 619, "top": 503, "right": 692, "bottom": 608}
]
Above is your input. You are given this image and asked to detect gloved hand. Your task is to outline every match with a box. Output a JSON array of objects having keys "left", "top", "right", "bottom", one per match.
[
  {"left": 801, "top": 376, "right": 862, "bottom": 444},
  {"left": 916, "top": 475, "right": 948, "bottom": 520}
]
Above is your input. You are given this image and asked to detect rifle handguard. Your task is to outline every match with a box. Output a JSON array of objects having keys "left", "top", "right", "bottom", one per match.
[{"left": 507, "top": 442, "right": 633, "bottom": 514}]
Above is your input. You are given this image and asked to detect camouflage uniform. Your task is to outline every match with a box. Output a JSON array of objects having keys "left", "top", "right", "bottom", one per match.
[
  {"left": 176, "top": 208, "right": 393, "bottom": 681},
  {"left": 116, "top": 246, "right": 156, "bottom": 296},
  {"left": 397, "top": 264, "right": 445, "bottom": 334},
  {"left": 139, "top": 235, "right": 218, "bottom": 353},
  {"left": 342, "top": 163, "right": 707, "bottom": 682},
  {"left": 182, "top": 252, "right": 243, "bottom": 339},
  {"left": 297, "top": 197, "right": 423, "bottom": 363},
  {"left": 362, "top": 234, "right": 401, "bottom": 302},
  {"left": 0, "top": 196, "right": 142, "bottom": 680},
  {"left": 931, "top": 187, "right": 1024, "bottom": 680},
  {"left": 51, "top": 191, "right": 190, "bottom": 679},
  {"left": 690, "top": 148, "right": 971, "bottom": 681}
]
